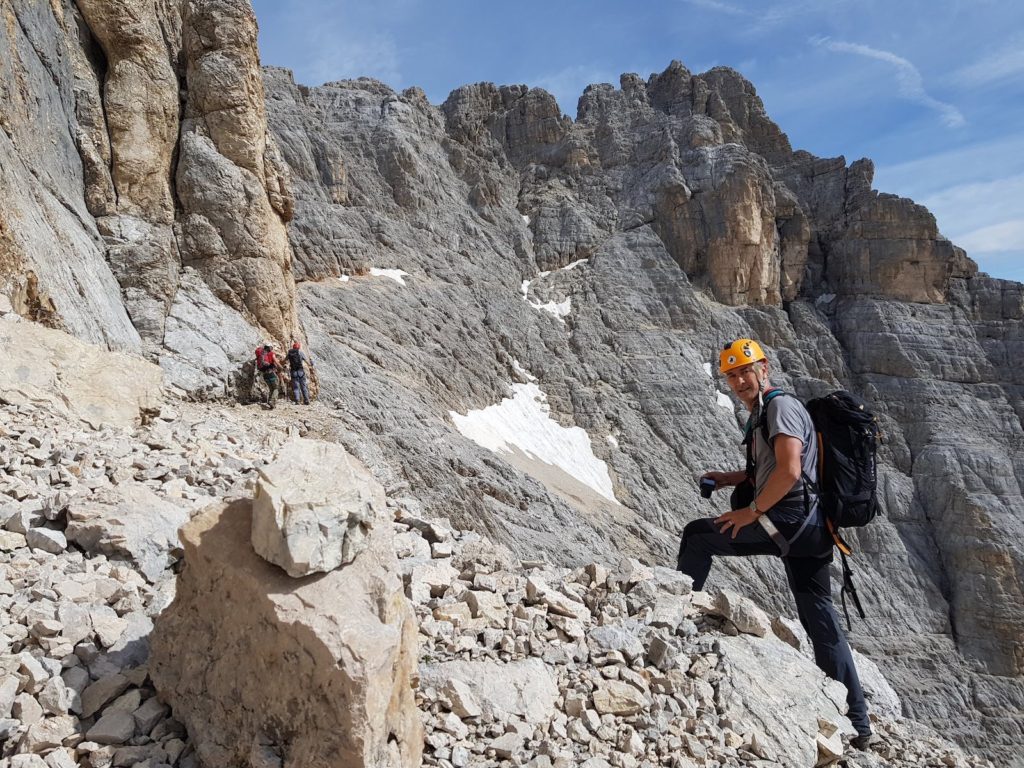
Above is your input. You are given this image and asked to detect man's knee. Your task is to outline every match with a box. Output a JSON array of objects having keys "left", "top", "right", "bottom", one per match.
[{"left": 678, "top": 518, "right": 718, "bottom": 557}]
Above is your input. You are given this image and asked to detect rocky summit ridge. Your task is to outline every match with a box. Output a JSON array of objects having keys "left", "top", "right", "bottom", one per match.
[{"left": 0, "top": 0, "right": 1022, "bottom": 766}]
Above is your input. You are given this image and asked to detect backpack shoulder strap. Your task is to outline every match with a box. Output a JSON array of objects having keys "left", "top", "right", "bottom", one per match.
[{"left": 755, "top": 389, "right": 793, "bottom": 444}]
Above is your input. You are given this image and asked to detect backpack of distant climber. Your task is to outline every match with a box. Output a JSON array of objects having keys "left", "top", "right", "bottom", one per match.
[{"left": 255, "top": 346, "right": 276, "bottom": 372}]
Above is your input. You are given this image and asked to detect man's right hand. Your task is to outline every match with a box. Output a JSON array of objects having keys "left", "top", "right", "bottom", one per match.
[{"left": 701, "top": 470, "right": 745, "bottom": 487}]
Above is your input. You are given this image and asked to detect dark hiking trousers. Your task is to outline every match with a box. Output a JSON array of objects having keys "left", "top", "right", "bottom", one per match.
[
  {"left": 676, "top": 515, "right": 871, "bottom": 736},
  {"left": 261, "top": 371, "right": 279, "bottom": 407},
  {"left": 290, "top": 368, "right": 310, "bottom": 404}
]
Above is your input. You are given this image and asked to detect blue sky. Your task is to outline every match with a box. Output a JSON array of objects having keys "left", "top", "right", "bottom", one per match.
[{"left": 251, "top": 0, "right": 1024, "bottom": 284}]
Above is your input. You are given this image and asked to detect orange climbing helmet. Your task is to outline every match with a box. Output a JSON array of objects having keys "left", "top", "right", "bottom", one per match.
[{"left": 718, "top": 338, "right": 767, "bottom": 373}]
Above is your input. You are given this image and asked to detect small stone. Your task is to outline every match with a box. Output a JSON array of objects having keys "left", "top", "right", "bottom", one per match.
[
  {"left": 490, "top": 732, "right": 524, "bottom": 759},
  {"left": 0, "top": 674, "right": 19, "bottom": 716},
  {"left": 38, "top": 677, "right": 72, "bottom": 715},
  {"left": 26, "top": 528, "right": 67, "bottom": 554},
  {"left": 44, "top": 747, "right": 77, "bottom": 768},
  {"left": 592, "top": 681, "right": 649, "bottom": 717},
  {"left": 19, "top": 653, "right": 50, "bottom": 693},
  {"left": 31, "top": 619, "right": 63, "bottom": 638},
  {"left": 462, "top": 590, "right": 507, "bottom": 625},
  {"left": 89, "top": 606, "right": 127, "bottom": 649},
  {"left": 18, "top": 714, "right": 79, "bottom": 752},
  {"left": 87, "top": 710, "right": 136, "bottom": 744},
  {"left": 816, "top": 719, "right": 844, "bottom": 766},
  {"left": 13, "top": 692, "right": 44, "bottom": 725},
  {"left": 132, "top": 696, "right": 169, "bottom": 733},
  {"left": 441, "top": 678, "right": 481, "bottom": 719},
  {"left": 11, "top": 755, "right": 48, "bottom": 768},
  {"left": 431, "top": 541, "right": 453, "bottom": 558},
  {"left": 0, "top": 530, "right": 27, "bottom": 550},
  {"left": 81, "top": 674, "right": 130, "bottom": 718},
  {"left": 712, "top": 590, "right": 770, "bottom": 637},
  {"left": 0, "top": 717, "right": 19, "bottom": 739}
]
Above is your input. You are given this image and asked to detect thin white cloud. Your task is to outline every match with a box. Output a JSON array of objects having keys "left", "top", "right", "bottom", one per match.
[
  {"left": 812, "top": 37, "right": 965, "bottom": 128},
  {"left": 682, "top": 0, "right": 859, "bottom": 29},
  {"left": 952, "top": 40, "right": 1024, "bottom": 88},
  {"left": 874, "top": 135, "right": 1024, "bottom": 200},
  {"left": 271, "top": 0, "right": 402, "bottom": 87},
  {"left": 681, "top": 0, "right": 748, "bottom": 16},
  {"left": 955, "top": 220, "right": 1024, "bottom": 255}
]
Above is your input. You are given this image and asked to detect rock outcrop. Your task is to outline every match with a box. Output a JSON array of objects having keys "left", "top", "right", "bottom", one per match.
[
  {"left": 150, "top": 498, "right": 422, "bottom": 768},
  {"left": 0, "top": 316, "right": 162, "bottom": 430},
  {"left": 0, "top": 0, "right": 300, "bottom": 393}
]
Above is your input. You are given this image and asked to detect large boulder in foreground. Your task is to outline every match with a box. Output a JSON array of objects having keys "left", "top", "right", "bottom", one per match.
[
  {"left": 149, "top": 499, "right": 422, "bottom": 768},
  {"left": 251, "top": 438, "right": 386, "bottom": 577},
  {"left": 0, "top": 317, "right": 162, "bottom": 428}
]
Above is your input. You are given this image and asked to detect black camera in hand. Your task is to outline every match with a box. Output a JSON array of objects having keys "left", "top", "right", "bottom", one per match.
[{"left": 699, "top": 477, "right": 716, "bottom": 499}]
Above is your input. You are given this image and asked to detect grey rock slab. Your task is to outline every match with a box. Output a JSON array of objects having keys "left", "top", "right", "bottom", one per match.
[
  {"left": 420, "top": 658, "right": 558, "bottom": 725},
  {"left": 66, "top": 483, "right": 189, "bottom": 583},
  {"left": 25, "top": 528, "right": 66, "bottom": 555},
  {"left": 715, "top": 634, "right": 854, "bottom": 767},
  {"left": 132, "top": 695, "right": 169, "bottom": 733},
  {"left": 80, "top": 674, "right": 131, "bottom": 719},
  {"left": 86, "top": 710, "right": 136, "bottom": 744}
]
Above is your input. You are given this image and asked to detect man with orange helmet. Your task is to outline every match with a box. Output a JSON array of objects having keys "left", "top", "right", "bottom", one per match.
[{"left": 676, "top": 338, "right": 874, "bottom": 749}]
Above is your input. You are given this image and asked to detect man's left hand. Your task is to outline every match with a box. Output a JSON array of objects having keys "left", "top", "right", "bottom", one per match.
[{"left": 715, "top": 506, "right": 761, "bottom": 539}]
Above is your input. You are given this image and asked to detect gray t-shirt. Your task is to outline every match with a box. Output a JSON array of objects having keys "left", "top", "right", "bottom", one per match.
[{"left": 751, "top": 393, "right": 818, "bottom": 524}]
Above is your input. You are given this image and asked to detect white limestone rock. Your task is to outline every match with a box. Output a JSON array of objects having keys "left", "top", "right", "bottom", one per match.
[
  {"left": 713, "top": 589, "right": 771, "bottom": 637},
  {"left": 66, "top": 483, "right": 190, "bottom": 583},
  {"left": 420, "top": 658, "right": 558, "bottom": 725},
  {"left": 0, "top": 318, "right": 161, "bottom": 429},
  {"left": 25, "top": 528, "right": 66, "bottom": 555},
  {"left": 251, "top": 439, "right": 387, "bottom": 578}
]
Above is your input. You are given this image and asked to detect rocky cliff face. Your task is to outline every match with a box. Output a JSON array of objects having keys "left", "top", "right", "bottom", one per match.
[
  {"left": 0, "top": 1, "right": 1021, "bottom": 763},
  {"left": 0, "top": 0, "right": 299, "bottom": 392}
]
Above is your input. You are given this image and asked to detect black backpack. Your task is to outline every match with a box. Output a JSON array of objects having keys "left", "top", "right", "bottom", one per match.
[
  {"left": 747, "top": 389, "right": 882, "bottom": 626},
  {"left": 287, "top": 348, "right": 304, "bottom": 371},
  {"left": 804, "top": 391, "right": 881, "bottom": 531}
]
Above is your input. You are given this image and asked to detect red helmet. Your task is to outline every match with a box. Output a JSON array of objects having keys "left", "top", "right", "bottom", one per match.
[{"left": 292, "top": 341, "right": 301, "bottom": 350}]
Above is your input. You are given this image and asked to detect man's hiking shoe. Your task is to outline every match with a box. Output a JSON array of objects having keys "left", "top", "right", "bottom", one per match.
[{"left": 850, "top": 732, "right": 877, "bottom": 750}]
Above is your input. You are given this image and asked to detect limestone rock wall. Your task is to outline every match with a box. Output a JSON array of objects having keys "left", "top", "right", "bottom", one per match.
[{"left": 0, "top": 0, "right": 300, "bottom": 392}]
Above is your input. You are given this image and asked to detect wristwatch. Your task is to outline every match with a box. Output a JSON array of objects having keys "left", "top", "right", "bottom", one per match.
[{"left": 749, "top": 501, "right": 762, "bottom": 517}]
